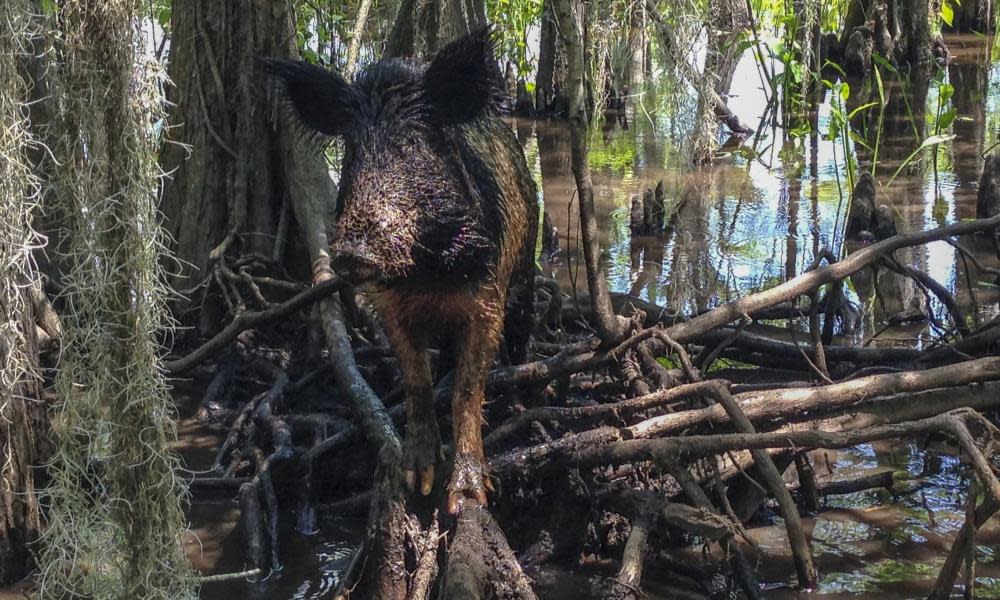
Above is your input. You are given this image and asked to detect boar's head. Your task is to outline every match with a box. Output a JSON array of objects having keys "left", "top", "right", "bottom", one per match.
[{"left": 264, "top": 27, "right": 504, "bottom": 289}]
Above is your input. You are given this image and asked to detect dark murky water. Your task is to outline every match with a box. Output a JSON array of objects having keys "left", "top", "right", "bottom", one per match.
[{"left": 188, "top": 34, "right": 1000, "bottom": 599}]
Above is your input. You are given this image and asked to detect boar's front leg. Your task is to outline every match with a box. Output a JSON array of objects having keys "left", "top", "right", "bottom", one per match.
[
  {"left": 382, "top": 319, "right": 442, "bottom": 496},
  {"left": 446, "top": 302, "right": 503, "bottom": 514}
]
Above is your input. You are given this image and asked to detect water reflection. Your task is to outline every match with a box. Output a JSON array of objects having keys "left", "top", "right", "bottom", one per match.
[{"left": 534, "top": 33, "right": 1000, "bottom": 343}]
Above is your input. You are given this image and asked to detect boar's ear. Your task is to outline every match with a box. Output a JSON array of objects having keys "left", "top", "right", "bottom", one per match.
[
  {"left": 423, "top": 26, "right": 502, "bottom": 124},
  {"left": 261, "top": 58, "right": 357, "bottom": 137}
]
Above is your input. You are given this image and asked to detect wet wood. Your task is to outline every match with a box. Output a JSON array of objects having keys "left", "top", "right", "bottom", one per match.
[
  {"left": 165, "top": 278, "right": 344, "bottom": 373},
  {"left": 445, "top": 506, "right": 538, "bottom": 600},
  {"left": 490, "top": 358, "right": 1000, "bottom": 474},
  {"left": 662, "top": 213, "right": 1000, "bottom": 344},
  {"left": 708, "top": 385, "right": 817, "bottom": 588},
  {"left": 603, "top": 509, "right": 652, "bottom": 600}
]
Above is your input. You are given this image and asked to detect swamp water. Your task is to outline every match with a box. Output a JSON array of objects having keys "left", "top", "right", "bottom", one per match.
[{"left": 184, "top": 33, "right": 1000, "bottom": 599}]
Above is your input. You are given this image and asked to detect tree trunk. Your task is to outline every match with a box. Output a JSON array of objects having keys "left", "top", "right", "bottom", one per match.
[
  {"left": 949, "top": 43, "right": 989, "bottom": 194},
  {"left": 386, "top": 0, "right": 485, "bottom": 59},
  {"left": 943, "top": 0, "right": 995, "bottom": 32},
  {"left": 160, "top": 0, "right": 312, "bottom": 329},
  {"left": 622, "top": 2, "right": 646, "bottom": 91},
  {"left": 553, "top": 0, "right": 625, "bottom": 345},
  {"left": 899, "top": 0, "right": 932, "bottom": 65},
  {"left": 536, "top": 0, "right": 569, "bottom": 115}
]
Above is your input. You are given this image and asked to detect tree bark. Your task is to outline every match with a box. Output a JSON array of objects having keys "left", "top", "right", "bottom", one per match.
[
  {"left": 160, "top": 0, "right": 313, "bottom": 329},
  {"left": 943, "top": 0, "right": 996, "bottom": 32},
  {"left": 535, "top": 0, "right": 569, "bottom": 114},
  {"left": 346, "top": 0, "right": 375, "bottom": 77},
  {"left": 621, "top": 1, "right": 646, "bottom": 91},
  {"left": 385, "top": 0, "right": 485, "bottom": 59}
]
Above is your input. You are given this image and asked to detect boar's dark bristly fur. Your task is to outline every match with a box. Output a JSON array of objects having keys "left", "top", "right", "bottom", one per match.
[{"left": 265, "top": 27, "right": 538, "bottom": 513}]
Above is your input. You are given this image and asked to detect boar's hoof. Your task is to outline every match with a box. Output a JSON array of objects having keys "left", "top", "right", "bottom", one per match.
[
  {"left": 446, "top": 452, "right": 493, "bottom": 514},
  {"left": 402, "top": 423, "right": 444, "bottom": 496}
]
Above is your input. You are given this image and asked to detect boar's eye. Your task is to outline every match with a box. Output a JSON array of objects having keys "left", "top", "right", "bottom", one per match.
[
  {"left": 261, "top": 58, "right": 359, "bottom": 137},
  {"left": 423, "top": 26, "right": 502, "bottom": 125}
]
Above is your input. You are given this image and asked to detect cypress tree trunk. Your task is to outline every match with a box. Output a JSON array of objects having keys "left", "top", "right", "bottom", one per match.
[
  {"left": 949, "top": 45, "right": 990, "bottom": 192},
  {"left": 553, "top": 0, "right": 626, "bottom": 345},
  {"left": 899, "top": 0, "right": 932, "bottom": 65},
  {"left": 160, "top": 0, "right": 315, "bottom": 330},
  {"left": 943, "top": 0, "right": 995, "bottom": 32},
  {"left": 386, "top": 0, "right": 486, "bottom": 58},
  {"left": 622, "top": 2, "right": 647, "bottom": 91},
  {"left": 536, "top": 0, "right": 569, "bottom": 115}
]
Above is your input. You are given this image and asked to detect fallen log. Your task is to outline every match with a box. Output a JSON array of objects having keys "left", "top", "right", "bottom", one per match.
[
  {"left": 567, "top": 410, "right": 1000, "bottom": 502},
  {"left": 446, "top": 506, "right": 538, "bottom": 600},
  {"left": 788, "top": 468, "right": 897, "bottom": 497},
  {"left": 490, "top": 358, "right": 1000, "bottom": 474}
]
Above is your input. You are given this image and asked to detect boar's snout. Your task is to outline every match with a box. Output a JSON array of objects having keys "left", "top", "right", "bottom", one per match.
[{"left": 331, "top": 243, "right": 382, "bottom": 285}]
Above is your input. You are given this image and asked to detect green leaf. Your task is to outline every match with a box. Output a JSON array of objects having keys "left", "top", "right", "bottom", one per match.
[
  {"left": 919, "top": 133, "right": 956, "bottom": 149},
  {"left": 826, "top": 120, "right": 840, "bottom": 142},
  {"left": 840, "top": 82, "right": 850, "bottom": 103},
  {"left": 849, "top": 131, "right": 875, "bottom": 152},
  {"left": 657, "top": 357, "right": 678, "bottom": 370},
  {"left": 157, "top": 6, "right": 171, "bottom": 28},
  {"left": 939, "top": 82, "right": 955, "bottom": 103},
  {"left": 874, "top": 64, "right": 886, "bottom": 104},
  {"left": 848, "top": 101, "right": 880, "bottom": 119},
  {"left": 823, "top": 60, "right": 848, "bottom": 79},
  {"left": 41, "top": 0, "right": 56, "bottom": 15},
  {"left": 872, "top": 53, "right": 898, "bottom": 74},
  {"left": 887, "top": 134, "right": 956, "bottom": 186},
  {"left": 938, "top": 107, "right": 959, "bottom": 130},
  {"left": 301, "top": 48, "right": 320, "bottom": 64},
  {"left": 941, "top": 0, "right": 955, "bottom": 26}
]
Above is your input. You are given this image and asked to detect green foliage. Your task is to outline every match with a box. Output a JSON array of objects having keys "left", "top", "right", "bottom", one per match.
[
  {"left": 488, "top": 0, "right": 543, "bottom": 77},
  {"left": 296, "top": 0, "right": 350, "bottom": 66},
  {"left": 589, "top": 125, "right": 638, "bottom": 172},
  {"left": 823, "top": 76, "right": 858, "bottom": 189},
  {"left": 940, "top": 0, "right": 955, "bottom": 27}
]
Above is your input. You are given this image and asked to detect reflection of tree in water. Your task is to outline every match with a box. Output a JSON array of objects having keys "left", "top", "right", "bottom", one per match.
[
  {"left": 948, "top": 42, "right": 996, "bottom": 319},
  {"left": 535, "top": 120, "right": 622, "bottom": 290},
  {"left": 535, "top": 38, "right": 997, "bottom": 333},
  {"left": 949, "top": 46, "right": 988, "bottom": 195},
  {"left": 661, "top": 170, "right": 719, "bottom": 314},
  {"left": 845, "top": 65, "right": 933, "bottom": 331}
]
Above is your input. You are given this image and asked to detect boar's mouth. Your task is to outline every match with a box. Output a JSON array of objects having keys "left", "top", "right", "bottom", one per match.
[{"left": 330, "top": 244, "right": 386, "bottom": 286}]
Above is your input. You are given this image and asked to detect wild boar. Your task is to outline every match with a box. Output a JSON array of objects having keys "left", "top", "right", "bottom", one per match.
[{"left": 265, "top": 28, "right": 538, "bottom": 512}]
